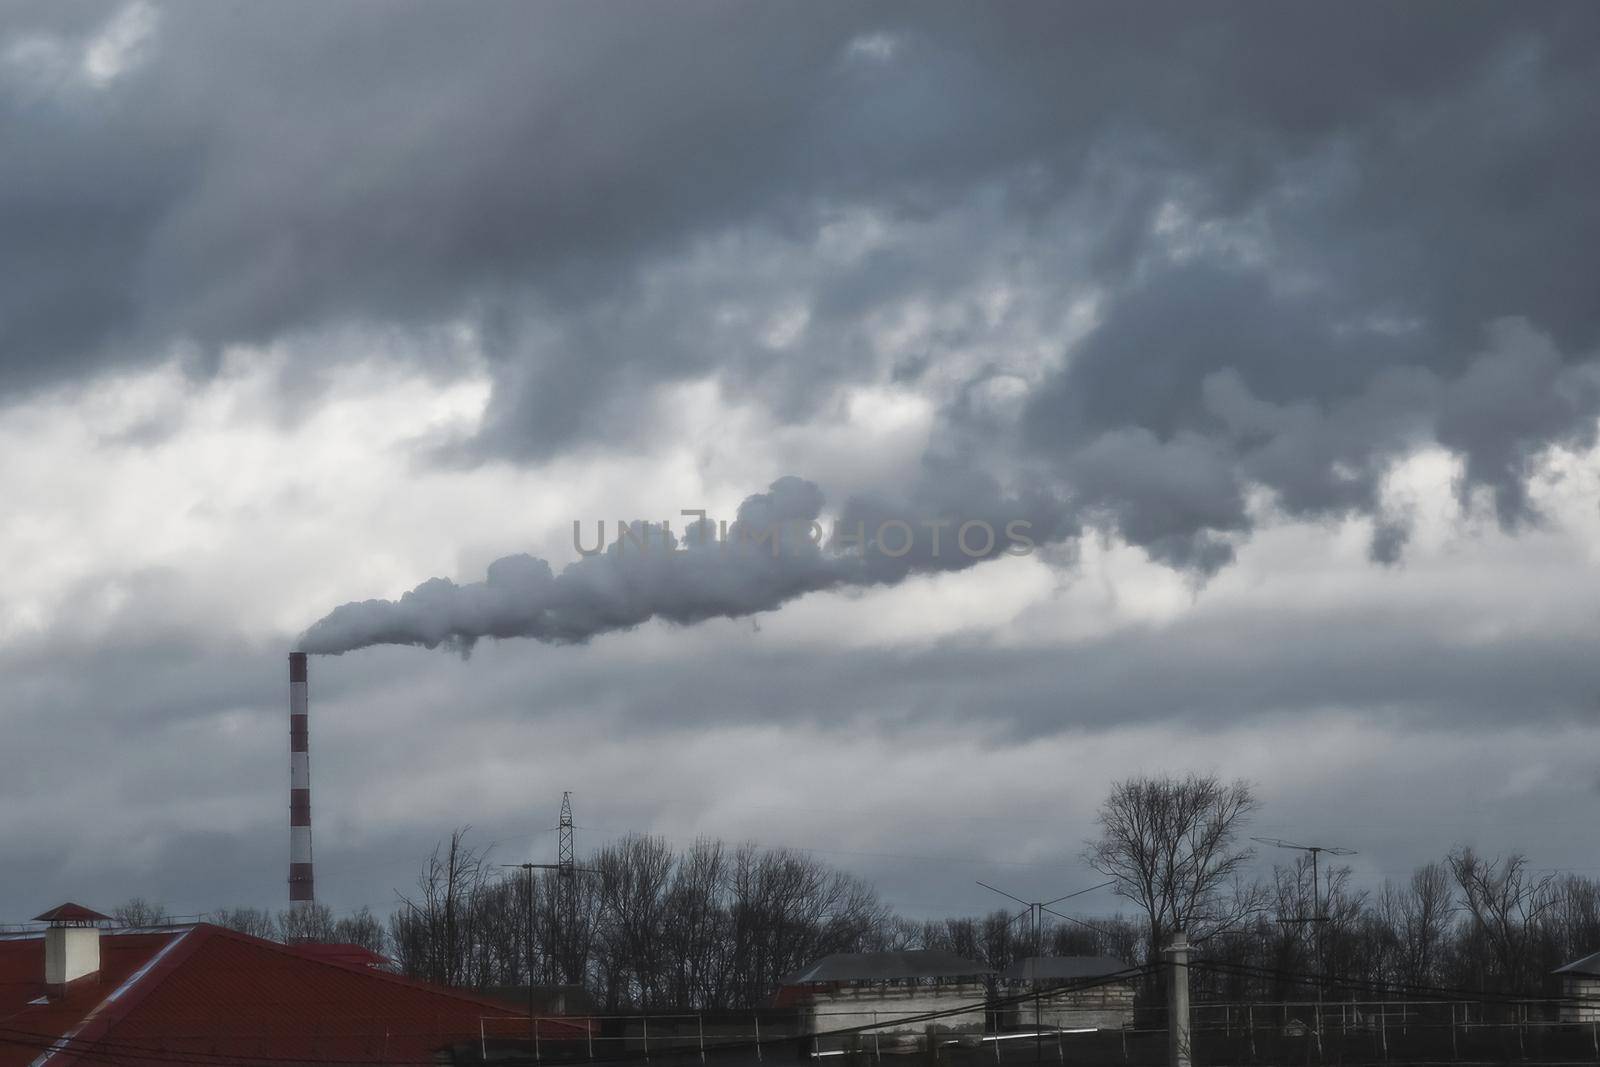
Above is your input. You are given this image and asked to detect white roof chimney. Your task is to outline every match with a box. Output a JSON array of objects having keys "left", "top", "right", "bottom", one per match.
[{"left": 34, "top": 903, "right": 109, "bottom": 990}]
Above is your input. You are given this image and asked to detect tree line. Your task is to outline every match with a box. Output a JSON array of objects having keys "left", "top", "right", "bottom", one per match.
[
  {"left": 109, "top": 774, "right": 1600, "bottom": 1009},
  {"left": 1086, "top": 774, "right": 1600, "bottom": 1003},
  {"left": 107, "top": 895, "right": 388, "bottom": 954}
]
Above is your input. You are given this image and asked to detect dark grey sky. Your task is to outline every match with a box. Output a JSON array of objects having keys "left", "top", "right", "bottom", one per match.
[{"left": 1, "top": 1, "right": 1598, "bottom": 927}]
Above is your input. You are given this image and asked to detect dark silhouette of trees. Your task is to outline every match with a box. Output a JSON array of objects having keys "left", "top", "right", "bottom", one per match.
[
  {"left": 1447, "top": 847, "right": 1555, "bottom": 994},
  {"left": 177, "top": 787, "right": 1600, "bottom": 1011},
  {"left": 110, "top": 897, "right": 169, "bottom": 927},
  {"left": 1085, "top": 773, "right": 1263, "bottom": 970}
]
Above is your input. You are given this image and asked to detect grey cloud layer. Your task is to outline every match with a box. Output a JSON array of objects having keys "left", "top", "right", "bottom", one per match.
[
  {"left": 11, "top": 1, "right": 1600, "bottom": 926},
  {"left": 8, "top": 2, "right": 1600, "bottom": 575},
  {"left": 10, "top": 557, "right": 1599, "bottom": 918},
  {"left": 8, "top": 1, "right": 1600, "bottom": 577}
]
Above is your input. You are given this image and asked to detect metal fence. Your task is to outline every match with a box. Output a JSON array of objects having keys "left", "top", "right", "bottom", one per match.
[{"left": 467, "top": 1000, "right": 1600, "bottom": 1067}]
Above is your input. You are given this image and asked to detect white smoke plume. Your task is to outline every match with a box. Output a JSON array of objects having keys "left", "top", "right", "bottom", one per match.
[{"left": 299, "top": 475, "right": 1067, "bottom": 656}]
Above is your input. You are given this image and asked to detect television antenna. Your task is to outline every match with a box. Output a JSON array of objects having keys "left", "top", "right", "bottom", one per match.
[
  {"left": 1251, "top": 835, "right": 1357, "bottom": 1030},
  {"left": 1250, "top": 838, "right": 1357, "bottom": 927},
  {"left": 976, "top": 879, "right": 1114, "bottom": 959}
]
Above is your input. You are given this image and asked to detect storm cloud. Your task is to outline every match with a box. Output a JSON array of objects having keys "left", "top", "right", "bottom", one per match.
[
  {"left": 5, "top": 1, "right": 1600, "bottom": 924},
  {"left": 8, "top": 2, "right": 1599, "bottom": 571}
]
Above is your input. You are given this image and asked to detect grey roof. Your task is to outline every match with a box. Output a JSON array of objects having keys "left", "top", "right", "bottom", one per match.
[
  {"left": 1001, "top": 956, "right": 1132, "bottom": 982},
  {"left": 1555, "top": 951, "right": 1600, "bottom": 977},
  {"left": 780, "top": 950, "right": 993, "bottom": 984}
]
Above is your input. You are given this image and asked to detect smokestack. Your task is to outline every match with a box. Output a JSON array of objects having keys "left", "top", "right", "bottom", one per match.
[{"left": 288, "top": 651, "right": 314, "bottom": 907}]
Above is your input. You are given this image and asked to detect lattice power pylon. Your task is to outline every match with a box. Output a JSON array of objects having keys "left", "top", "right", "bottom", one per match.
[{"left": 556, "top": 791, "right": 580, "bottom": 984}]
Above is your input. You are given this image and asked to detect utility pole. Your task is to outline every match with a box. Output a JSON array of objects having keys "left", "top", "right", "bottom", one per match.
[
  {"left": 500, "top": 792, "right": 597, "bottom": 1057},
  {"left": 1166, "top": 931, "right": 1191, "bottom": 1067},
  {"left": 502, "top": 861, "right": 552, "bottom": 1056}
]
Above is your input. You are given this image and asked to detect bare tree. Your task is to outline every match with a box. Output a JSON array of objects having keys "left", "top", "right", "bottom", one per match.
[
  {"left": 111, "top": 898, "right": 170, "bottom": 927},
  {"left": 1085, "top": 773, "right": 1262, "bottom": 967},
  {"left": 1448, "top": 846, "right": 1555, "bottom": 994},
  {"left": 332, "top": 906, "right": 388, "bottom": 956},
  {"left": 1379, "top": 862, "right": 1454, "bottom": 990},
  {"left": 596, "top": 834, "right": 677, "bottom": 1008},
  {"left": 475, "top": 875, "right": 534, "bottom": 986},
  {"left": 980, "top": 908, "right": 1020, "bottom": 971},
  {"left": 392, "top": 827, "right": 492, "bottom": 988},
  {"left": 663, "top": 837, "right": 729, "bottom": 1008},
  {"left": 923, "top": 916, "right": 982, "bottom": 962},
  {"left": 210, "top": 906, "right": 279, "bottom": 940},
  {"left": 868, "top": 916, "right": 925, "bottom": 953},
  {"left": 725, "top": 843, "right": 886, "bottom": 1008},
  {"left": 1539, "top": 874, "right": 1600, "bottom": 978},
  {"left": 278, "top": 902, "right": 337, "bottom": 942},
  {"left": 1047, "top": 914, "right": 1143, "bottom": 964}
]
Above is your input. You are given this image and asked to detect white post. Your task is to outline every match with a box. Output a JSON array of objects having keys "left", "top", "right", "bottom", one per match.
[
  {"left": 480, "top": 1018, "right": 487, "bottom": 1062},
  {"left": 755, "top": 1011, "right": 763, "bottom": 1063},
  {"left": 699, "top": 1014, "right": 707, "bottom": 1064},
  {"left": 1166, "top": 931, "right": 1192, "bottom": 1067}
]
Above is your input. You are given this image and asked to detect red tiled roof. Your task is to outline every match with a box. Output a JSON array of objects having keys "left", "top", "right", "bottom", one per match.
[
  {"left": 0, "top": 925, "right": 588, "bottom": 1066},
  {"left": 0, "top": 930, "right": 180, "bottom": 1065},
  {"left": 284, "top": 941, "right": 391, "bottom": 969}
]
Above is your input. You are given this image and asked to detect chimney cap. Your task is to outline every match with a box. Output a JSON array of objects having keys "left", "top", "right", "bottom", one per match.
[{"left": 33, "top": 902, "right": 111, "bottom": 927}]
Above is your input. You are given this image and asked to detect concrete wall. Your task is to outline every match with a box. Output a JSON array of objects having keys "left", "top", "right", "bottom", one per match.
[
  {"left": 1561, "top": 976, "right": 1600, "bottom": 1022},
  {"left": 1005, "top": 982, "right": 1135, "bottom": 1031},
  {"left": 45, "top": 927, "right": 100, "bottom": 986},
  {"left": 802, "top": 983, "right": 989, "bottom": 1047}
]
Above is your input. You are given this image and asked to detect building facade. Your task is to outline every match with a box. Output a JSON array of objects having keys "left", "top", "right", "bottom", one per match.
[
  {"left": 1555, "top": 951, "right": 1600, "bottom": 1022},
  {"left": 1000, "top": 956, "right": 1136, "bottom": 1031},
  {"left": 776, "top": 950, "right": 994, "bottom": 1049}
]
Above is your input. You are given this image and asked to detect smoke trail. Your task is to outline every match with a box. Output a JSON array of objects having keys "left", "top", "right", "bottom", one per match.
[{"left": 298, "top": 475, "right": 1070, "bottom": 656}]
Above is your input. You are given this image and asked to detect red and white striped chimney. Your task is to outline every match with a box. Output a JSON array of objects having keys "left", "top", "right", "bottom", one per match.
[{"left": 288, "top": 651, "right": 315, "bottom": 907}]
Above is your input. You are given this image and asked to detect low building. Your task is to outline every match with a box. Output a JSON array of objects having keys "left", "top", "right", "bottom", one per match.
[
  {"left": 776, "top": 950, "right": 993, "bottom": 1049},
  {"left": 1000, "top": 956, "right": 1135, "bottom": 1031},
  {"left": 0, "top": 902, "right": 588, "bottom": 1066},
  {"left": 1555, "top": 951, "right": 1600, "bottom": 1022}
]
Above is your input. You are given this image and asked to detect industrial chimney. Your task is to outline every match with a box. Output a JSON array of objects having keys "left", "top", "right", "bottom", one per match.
[{"left": 288, "top": 651, "right": 315, "bottom": 907}]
